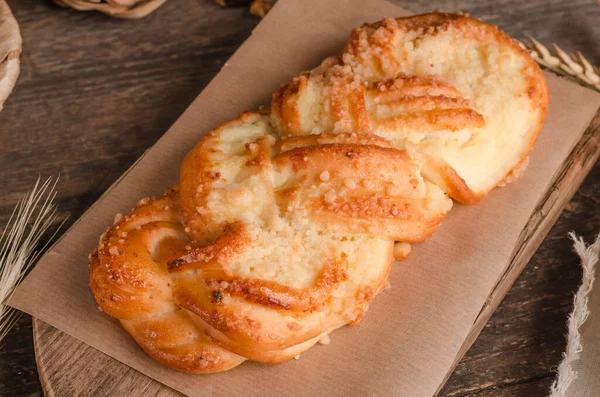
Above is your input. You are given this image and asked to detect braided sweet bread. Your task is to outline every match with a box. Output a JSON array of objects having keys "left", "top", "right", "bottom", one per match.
[
  {"left": 174, "top": 112, "right": 450, "bottom": 363},
  {"left": 89, "top": 12, "right": 547, "bottom": 373},
  {"left": 273, "top": 13, "right": 548, "bottom": 204},
  {"left": 89, "top": 187, "right": 246, "bottom": 373}
]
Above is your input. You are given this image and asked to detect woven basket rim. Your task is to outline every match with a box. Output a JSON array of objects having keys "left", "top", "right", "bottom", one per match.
[
  {"left": 0, "top": 1, "right": 22, "bottom": 111},
  {"left": 52, "top": 0, "right": 167, "bottom": 19}
]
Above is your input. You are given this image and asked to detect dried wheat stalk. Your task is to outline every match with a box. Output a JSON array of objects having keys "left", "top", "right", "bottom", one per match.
[
  {"left": 524, "top": 38, "right": 600, "bottom": 93},
  {"left": 52, "top": 0, "right": 167, "bottom": 19},
  {"left": 0, "top": 1, "right": 21, "bottom": 112},
  {"left": 0, "top": 178, "right": 63, "bottom": 344}
]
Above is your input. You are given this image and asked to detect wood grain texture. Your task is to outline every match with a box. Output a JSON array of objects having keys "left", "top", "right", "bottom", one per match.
[
  {"left": 1, "top": 0, "right": 600, "bottom": 396},
  {"left": 33, "top": 320, "right": 178, "bottom": 397},
  {"left": 33, "top": 320, "right": 180, "bottom": 397}
]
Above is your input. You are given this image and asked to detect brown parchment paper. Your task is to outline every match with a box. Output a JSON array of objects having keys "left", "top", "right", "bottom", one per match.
[{"left": 10, "top": 0, "right": 600, "bottom": 396}]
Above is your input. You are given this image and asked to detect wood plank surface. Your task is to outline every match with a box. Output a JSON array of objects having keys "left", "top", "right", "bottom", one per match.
[{"left": 1, "top": 0, "right": 600, "bottom": 396}]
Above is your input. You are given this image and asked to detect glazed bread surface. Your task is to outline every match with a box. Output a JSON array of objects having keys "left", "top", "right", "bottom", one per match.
[
  {"left": 89, "top": 187, "right": 246, "bottom": 373},
  {"left": 175, "top": 111, "right": 449, "bottom": 362},
  {"left": 90, "top": 109, "right": 451, "bottom": 371},
  {"left": 272, "top": 12, "right": 549, "bottom": 203},
  {"left": 89, "top": 12, "right": 548, "bottom": 374}
]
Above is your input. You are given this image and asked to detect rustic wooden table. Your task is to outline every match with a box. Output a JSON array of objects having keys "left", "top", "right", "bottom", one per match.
[{"left": 0, "top": 0, "right": 599, "bottom": 396}]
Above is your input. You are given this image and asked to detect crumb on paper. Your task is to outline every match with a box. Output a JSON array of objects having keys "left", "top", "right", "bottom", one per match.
[
  {"left": 318, "top": 334, "right": 331, "bottom": 345},
  {"left": 393, "top": 242, "right": 411, "bottom": 260},
  {"left": 113, "top": 213, "right": 124, "bottom": 225}
]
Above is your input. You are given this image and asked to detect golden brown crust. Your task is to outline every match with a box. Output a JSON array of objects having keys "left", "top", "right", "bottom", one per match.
[
  {"left": 498, "top": 156, "right": 530, "bottom": 187},
  {"left": 90, "top": 12, "right": 549, "bottom": 374},
  {"left": 271, "top": 12, "right": 548, "bottom": 204},
  {"left": 174, "top": 112, "right": 430, "bottom": 362},
  {"left": 422, "top": 157, "right": 483, "bottom": 205},
  {"left": 367, "top": 74, "right": 486, "bottom": 135},
  {"left": 208, "top": 257, "right": 346, "bottom": 312},
  {"left": 343, "top": 13, "right": 527, "bottom": 79},
  {"left": 272, "top": 59, "right": 485, "bottom": 141},
  {"left": 272, "top": 59, "right": 372, "bottom": 136},
  {"left": 276, "top": 132, "right": 393, "bottom": 152},
  {"left": 273, "top": 141, "right": 451, "bottom": 241},
  {"left": 342, "top": 12, "right": 549, "bottom": 202},
  {"left": 89, "top": 187, "right": 246, "bottom": 373},
  {"left": 168, "top": 222, "right": 250, "bottom": 275},
  {"left": 170, "top": 242, "right": 394, "bottom": 363},
  {"left": 179, "top": 112, "right": 272, "bottom": 244}
]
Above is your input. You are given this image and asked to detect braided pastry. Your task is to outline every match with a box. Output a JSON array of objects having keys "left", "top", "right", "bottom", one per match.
[
  {"left": 89, "top": 187, "right": 246, "bottom": 373},
  {"left": 89, "top": 12, "right": 547, "bottom": 373},
  {"left": 175, "top": 112, "right": 450, "bottom": 362},
  {"left": 273, "top": 13, "right": 549, "bottom": 204}
]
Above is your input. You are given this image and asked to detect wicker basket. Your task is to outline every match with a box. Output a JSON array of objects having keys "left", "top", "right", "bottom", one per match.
[
  {"left": 52, "top": 0, "right": 167, "bottom": 19},
  {"left": 0, "top": 1, "right": 21, "bottom": 112}
]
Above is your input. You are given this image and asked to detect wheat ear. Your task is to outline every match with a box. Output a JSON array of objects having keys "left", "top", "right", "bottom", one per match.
[
  {"left": 523, "top": 38, "right": 600, "bottom": 93},
  {"left": 0, "top": 177, "right": 63, "bottom": 343}
]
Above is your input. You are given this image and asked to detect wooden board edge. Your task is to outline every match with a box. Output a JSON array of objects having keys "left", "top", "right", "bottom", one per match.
[
  {"left": 33, "top": 318, "right": 183, "bottom": 397},
  {"left": 434, "top": 107, "right": 600, "bottom": 396},
  {"left": 33, "top": 317, "right": 55, "bottom": 397}
]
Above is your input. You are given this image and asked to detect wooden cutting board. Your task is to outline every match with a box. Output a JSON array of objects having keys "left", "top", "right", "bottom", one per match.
[
  {"left": 32, "top": 109, "right": 600, "bottom": 396},
  {"left": 32, "top": 319, "right": 179, "bottom": 396}
]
